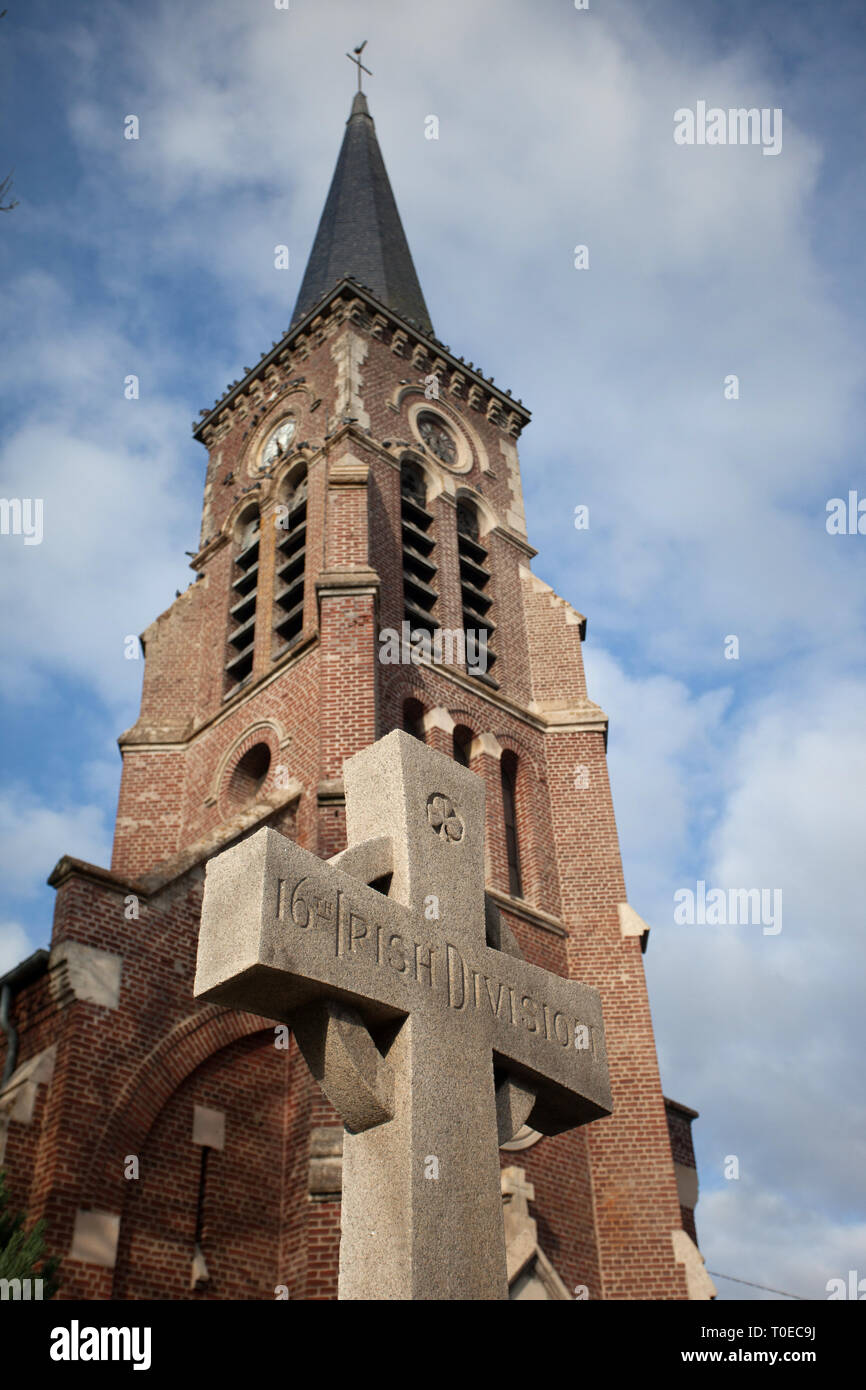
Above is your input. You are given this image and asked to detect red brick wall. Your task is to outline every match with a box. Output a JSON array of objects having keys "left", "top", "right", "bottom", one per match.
[{"left": 111, "top": 1032, "right": 342, "bottom": 1302}]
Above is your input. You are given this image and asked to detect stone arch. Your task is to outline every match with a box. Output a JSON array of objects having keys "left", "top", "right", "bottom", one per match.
[
  {"left": 222, "top": 489, "right": 263, "bottom": 543},
  {"left": 242, "top": 384, "right": 318, "bottom": 480},
  {"left": 380, "top": 671, "right": 428, "bottom": 734},
  {"left": 273, "top": 456, "right": 309, "bottom": 505},
  {"left": 492, "top": 733, "right": 553, "bottom": 913},
  {"left": 391, "top": 384, "right": 487, "bottom": 475},
  {"left": 454, "top": 484, "right": 499, "bottom": 539},
  {"left": 398, "top": 450, "right": 447, "bottom": 504},
  {"left": 492, "top": 728, "right": 544, "bottom": 781}
]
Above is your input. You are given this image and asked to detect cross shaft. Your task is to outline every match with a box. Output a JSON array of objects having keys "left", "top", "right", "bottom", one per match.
[{"left": 195, "top": 731, "right": 611, "bottom": 1299}]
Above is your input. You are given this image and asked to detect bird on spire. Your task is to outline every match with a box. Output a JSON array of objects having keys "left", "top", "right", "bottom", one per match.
[{"left": 346, "top": 40, "right": 372, "bottom": 93}]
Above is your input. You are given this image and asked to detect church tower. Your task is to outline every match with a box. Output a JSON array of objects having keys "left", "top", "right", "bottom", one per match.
[{"left": 0, "top": 85, "right": 711, "bottom": 1301}]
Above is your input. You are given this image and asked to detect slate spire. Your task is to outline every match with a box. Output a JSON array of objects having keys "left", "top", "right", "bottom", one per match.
[{"left": 291, "top": 91, "right": 433, "bottom": 334}]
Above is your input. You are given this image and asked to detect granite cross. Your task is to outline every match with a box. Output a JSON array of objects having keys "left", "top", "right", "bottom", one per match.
[{"left": 194, "top": 730, "right": 612, "bottom": 1299}]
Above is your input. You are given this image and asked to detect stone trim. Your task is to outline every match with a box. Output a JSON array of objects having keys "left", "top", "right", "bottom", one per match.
[
  {"left": 406, "top": 396, "right": 476, "bottom": 475},
  {"left": 499, "top": 437, "right": 528, "bottom": 538},
  {"left": 502, "top": 1167, "right": 571, "bottom": 1300},
  {"left": 486, "top": 886, "right": 568, "bottom": 939},
  {"left": 469, "top": 732, "right": 503, "bottom": 761},
  {"left": 309, "top": 1127, "right": 343, "bottom": 1197},
  {"left": 315, "top": 567, "right": 380, "bottom": 601},
  {"left": 48, "top": 856, "right": 134, "bottom": 895},
  {"left": 208, "top": 718, "right": 289, "bottom": 806},
  {"left": 192, "top": 1105, "right": 225, "bottom": 1150},
  {"left": 237, "top": 385, "right": 316, "bottom": 483},
  {"left": 528, "top": 698, "right": 609, "bottom": 732},
  {"left": 69, "top": 1210, "right": 121, "bottom": 1269},
  {"left": 520, "top": 567, "right": 587, "bottom": 639},
  {"left": 500, "top": 1123, "right": 543, "bottom": 1153},
  {"left": 119, "top": 631, "right": 318, "bottom": 750},
  {"left": 327, "top": 454, "right": 370, "bottom": 487},
  {"left": 672, "top": 1229, "right": 716, "bottom": 1300},
  {"left": 331, "top": 330, "right": 370, "bottom": 431},
  {"left": 0, "top": 1045, "right": 56, "bottom": 1164},
  {"left": 422, "top": 706, "right": 455, "bottom": 735},
  {"left": 674, "top": 1161, "right": 699, "bottom": 1210},
  {"left": 195, "top": 280, "right": 531, "bottom": 447},
  {"left": 49, "top": 943, "right": 122, "bottom": 1011},
  {"left": 618, "top": 903, "right": 651, "bottom": 945},
  {"left": 317, "top": 779, "right": 345, "bottom": 807}
]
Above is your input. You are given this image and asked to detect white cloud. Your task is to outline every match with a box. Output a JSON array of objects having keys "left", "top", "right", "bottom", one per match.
[
  {"left": 0, "top": 791, "right": 111, "bottom": 897},
  {"left": 0, "top": 274, "right": 200, "bottom": 706},
  {"left": 598, "top": 667, "right": 866, "bottom": 1293},
  {"left": 700, "top": 1185, "right": 866, "bottom": 1302},
  {"left": 583, "top": 645, "right": 732, "bottom": 898},
  {"left": 1, "top": 0, "right": 864, "bottom": 1306},
  {"left": 0, "top": 922, "right": 33, "bottom": 977}
]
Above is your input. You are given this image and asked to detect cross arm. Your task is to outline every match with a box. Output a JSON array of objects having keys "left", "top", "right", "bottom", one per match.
[
  {"left": 195, "top": 828, "right": 612, "bottom": 1139},
  {"left": 194, "top": 828, "right": 417, "bottom": 1025}
]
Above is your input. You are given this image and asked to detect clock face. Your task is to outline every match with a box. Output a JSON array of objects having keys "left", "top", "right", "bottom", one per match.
[
  {"left": 259, "top": 419, "right": 296, "bottom": 471},
  {"left": 417, "top": 413, "right": 457, "bottom": 467}
]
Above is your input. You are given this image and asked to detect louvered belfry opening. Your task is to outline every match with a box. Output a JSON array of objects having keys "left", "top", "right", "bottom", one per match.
[
  {"left": 273, "top": 472, "right": 308, "bottom": 653},
  {"left": 225, "top": 508, "right": 260, "bottom": 692},
  {"left": 456, "top": 501, "right": 496, "bottom": 679},
  {"left": 400, "top": 461, "right": 438, "bottom": 639}
]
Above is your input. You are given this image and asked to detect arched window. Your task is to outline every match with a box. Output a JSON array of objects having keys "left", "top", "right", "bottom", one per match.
[
  {"left": 500, "top": 751, "right": 523, "bottom": 898},
  {"left": 401, "top": 461, "right": 438, "bottom": 639},
  {"left": 456, "top": 501, "right": 496, "bottom": 680},
  {"left": 403, "top": 698, "right": 426, "bottom": 743},
  {"left": 273, "top": 470, "right": 307, "bottom": 653},
  {"left": 453, "top": 724, "right": 473, "bottom": 767},
  {"left": 226, "top": 506, "right": 260, "bottom": 692}
]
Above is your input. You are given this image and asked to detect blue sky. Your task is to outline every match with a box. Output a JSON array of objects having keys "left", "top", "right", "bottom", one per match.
[{"left": 1, "top": 0, "right": 864, "bottom": 1301}]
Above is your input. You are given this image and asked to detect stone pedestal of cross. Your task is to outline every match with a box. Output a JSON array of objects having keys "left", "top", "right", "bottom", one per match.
[{"left": 194, "top": 731, "right": 612, "bottom": 1299}]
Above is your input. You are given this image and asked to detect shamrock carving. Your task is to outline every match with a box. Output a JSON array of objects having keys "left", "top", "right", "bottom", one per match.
[{"left": 426, "top": 793, "right": 464, "bottom": 842}]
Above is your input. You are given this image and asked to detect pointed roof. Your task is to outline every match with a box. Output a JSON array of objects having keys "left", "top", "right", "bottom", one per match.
[{"left": 291, "top": 91, "right": 433, "bottom": 334}]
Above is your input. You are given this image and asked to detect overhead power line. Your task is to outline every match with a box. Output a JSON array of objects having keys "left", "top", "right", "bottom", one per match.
[{"left": 707, "top": 1271, "right": 806, "bottom": 1300}]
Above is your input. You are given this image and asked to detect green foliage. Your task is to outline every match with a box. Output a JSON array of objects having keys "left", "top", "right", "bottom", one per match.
[{"left": 0, "top": 1170, "right": 61, "bottom": 1297}]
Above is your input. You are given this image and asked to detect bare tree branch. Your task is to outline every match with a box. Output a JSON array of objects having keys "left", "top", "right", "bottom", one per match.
[
  {"left": 0, "top": 169, "right": 18, "bottom": 212},
  {"left": 0, "top": 9, "right": 16, "bottom": 213}
]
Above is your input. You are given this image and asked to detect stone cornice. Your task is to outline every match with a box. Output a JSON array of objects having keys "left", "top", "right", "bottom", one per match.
[
  {"left": 190, "top": 530, "right": 230, "bottom": 572},
  {"left": 315, "top": 567, "right": 381, "bottom": 601},
  {"left": 118, "top": 632, "right": 319, "bottom": 752},
  {"left": 48, "top": 856, "right": 142, "bottom": 896},
  {"left": 192, "top": 280, "right": 531, "bottom": 446},
  {"left": 316, "top": 779, "right": 345, "bottom": 806},
  {"left": 488, "top": 524, "right": 537, "bottom": 561},
  {"left": 328, "top": 456, "right": 370, "bottom": 487},
  {"left": 187, "top": 423, "right": 536, "bottom": 569},
  {"left": 49, "top": 782, "right": 303, "bottom": 901},
  {"left": 404, "top": 652, "right": 608, "bottom": 736}
]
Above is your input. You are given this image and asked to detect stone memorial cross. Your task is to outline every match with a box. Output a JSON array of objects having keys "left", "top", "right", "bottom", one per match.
[{"left": 194, "top": 730, "right": 612, "bottom": 1299}]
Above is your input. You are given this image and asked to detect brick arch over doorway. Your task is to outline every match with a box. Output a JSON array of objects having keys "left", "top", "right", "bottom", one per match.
[
  {"left": 106, "top": 1022, "right": 343, "bottom": 1300},
  {"left": 82, "top": 1007, "right": 267, "bottom": 1209}
]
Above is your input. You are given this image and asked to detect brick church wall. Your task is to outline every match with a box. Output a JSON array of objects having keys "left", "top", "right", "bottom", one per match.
[{"left": 0, "top": 277, "right": 700, "bottom": 1301}]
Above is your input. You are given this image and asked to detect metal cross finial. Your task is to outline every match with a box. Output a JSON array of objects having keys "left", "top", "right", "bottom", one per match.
[{"left": 346, "top": 40, "right": 372, "bottom": 93}]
